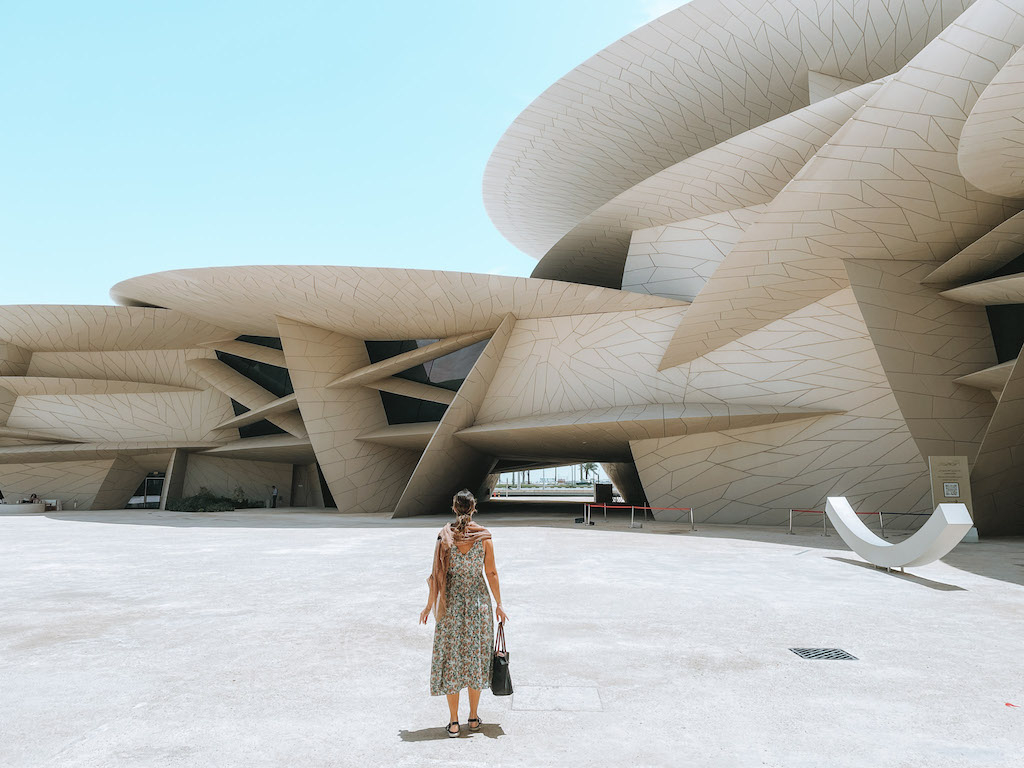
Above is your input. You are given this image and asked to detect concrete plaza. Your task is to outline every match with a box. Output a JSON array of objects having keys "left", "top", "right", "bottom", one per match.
[{"left": 1, "top": 506, "right": 1022, "bottom": 767}]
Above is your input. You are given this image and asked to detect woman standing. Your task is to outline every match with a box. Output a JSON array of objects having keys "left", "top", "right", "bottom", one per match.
[{"left": 419, "top": 489, "right": 509, "bottom": 737}]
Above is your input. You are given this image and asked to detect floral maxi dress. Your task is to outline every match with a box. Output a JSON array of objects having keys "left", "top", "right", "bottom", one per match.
[{"left": 430, "top": 538, "right": 494, "bottom": 695}]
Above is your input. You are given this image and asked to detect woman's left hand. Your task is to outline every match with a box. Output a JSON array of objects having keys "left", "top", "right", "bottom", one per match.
[
  {"left": 419, "top": 606, "right": 431, "bottom": 624},
  {"left": 496, "top": 605, "right": 509, "bottom": 623}
]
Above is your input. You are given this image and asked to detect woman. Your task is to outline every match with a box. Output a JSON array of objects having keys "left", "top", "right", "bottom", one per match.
[{"left": 419, "top": 489, "right": 508, "bottom": 737}]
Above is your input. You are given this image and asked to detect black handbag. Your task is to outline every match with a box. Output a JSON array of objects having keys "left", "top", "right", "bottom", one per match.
[{"left": 490, "top": 621, "right": 513, "bottom": 696}]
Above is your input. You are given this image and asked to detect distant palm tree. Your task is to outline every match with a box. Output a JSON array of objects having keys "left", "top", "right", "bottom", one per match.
[{"left": 581, "top": 462, "right": 598, "bottom": 482}]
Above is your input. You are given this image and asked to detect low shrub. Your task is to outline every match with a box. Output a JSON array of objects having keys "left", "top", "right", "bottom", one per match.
[{"left": 166, "top": 487, "right": 235, "bottom": 513}]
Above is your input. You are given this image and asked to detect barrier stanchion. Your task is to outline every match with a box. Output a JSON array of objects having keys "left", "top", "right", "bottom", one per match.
[
  {"left": 690, "top": 507, "right": 696, "bottom": 532},
  {"left": 789, "top": 508, "right": 794, "bottom": 535},
  {"left": 878, "top": 509, "right": 886, "bottom": 539}
]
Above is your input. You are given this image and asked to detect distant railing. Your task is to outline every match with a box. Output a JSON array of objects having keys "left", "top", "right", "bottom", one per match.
[
  {"left": 583, "top": 503, "right": 695, "bottom": 531},
  {"left": 789, "top": 507, "right": 886, "bottom": 538}
]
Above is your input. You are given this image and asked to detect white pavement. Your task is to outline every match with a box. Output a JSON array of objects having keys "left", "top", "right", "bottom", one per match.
[{"left": 1, "top": 508, "right": 1022, "bottom": 768}]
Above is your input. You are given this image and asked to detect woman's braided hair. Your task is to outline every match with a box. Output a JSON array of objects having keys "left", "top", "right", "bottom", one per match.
[{"left": 453, "top": 489, "right": 476, "bottom": 534}]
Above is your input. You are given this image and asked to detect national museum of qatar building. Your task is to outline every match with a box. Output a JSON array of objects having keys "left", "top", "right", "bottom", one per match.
[{"left": 2, "top": 0, "right": 1024, "bottom": 535}]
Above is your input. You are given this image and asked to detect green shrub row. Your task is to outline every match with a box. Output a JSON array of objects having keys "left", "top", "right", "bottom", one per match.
[{"left": 165, "top": 486, "right": 266, "bottom": 513}]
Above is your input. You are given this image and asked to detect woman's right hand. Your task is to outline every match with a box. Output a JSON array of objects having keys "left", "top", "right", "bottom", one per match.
[
  {"left": 419, "top": 606, "right": 431, "bottom": 624},
  {"left": 496, "top": 605, "right": 508, "bottom": 623}
]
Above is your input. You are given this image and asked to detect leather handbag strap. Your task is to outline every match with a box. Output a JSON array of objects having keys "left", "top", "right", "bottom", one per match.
[{"left": 494, "top": 622, "right": 507, "bottom": 655}]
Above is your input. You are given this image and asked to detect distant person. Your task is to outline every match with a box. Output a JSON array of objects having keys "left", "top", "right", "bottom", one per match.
[
  {"left": 420, "top": 489, "right": 508, "bottom": 737},
  {"left": 271, "top": 485, "right": 278, "bottom": 508},
  {"left": 28, "top": 494, "right": 40, "bottom": 504},
  {"left": 0, "top": 486, "right": 5, "bottom": 503}
]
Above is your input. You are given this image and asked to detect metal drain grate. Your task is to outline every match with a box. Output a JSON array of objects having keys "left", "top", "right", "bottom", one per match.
[{"left": 789, "top": 647, "right": 857, "bottom": 660}]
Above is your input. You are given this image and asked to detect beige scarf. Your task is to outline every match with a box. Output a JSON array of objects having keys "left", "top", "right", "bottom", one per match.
[{"left": 427, "top": 521, "right": 492, "bottom": 620}]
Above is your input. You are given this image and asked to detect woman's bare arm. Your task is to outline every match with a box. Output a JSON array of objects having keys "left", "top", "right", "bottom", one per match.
[
  {"left": 419, "top": 537, "right": 441, "bottom": 624},
  {"left": 483, "top": 540, "right": 508, "bottom": 622}
]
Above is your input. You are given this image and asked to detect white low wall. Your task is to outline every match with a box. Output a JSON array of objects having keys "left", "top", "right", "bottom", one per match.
[{"left": 0, "top": 502, "right": 47, "bottom": 513}]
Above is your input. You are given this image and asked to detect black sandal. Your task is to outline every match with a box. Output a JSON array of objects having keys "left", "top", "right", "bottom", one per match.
[
  {"left": 446, "top": 720, "right": 460, "bottom": 738},
  {"left": 468, "top": 717, "right": 481, "bottom": 731}
]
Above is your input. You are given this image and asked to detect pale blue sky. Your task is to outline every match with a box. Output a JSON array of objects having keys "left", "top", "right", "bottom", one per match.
[{"left": 0, "top": 1, "right": 677, "bottom": 306}]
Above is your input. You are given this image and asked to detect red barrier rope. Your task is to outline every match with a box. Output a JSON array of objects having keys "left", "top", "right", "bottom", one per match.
[
  {"left": 587, "top": 503, "right": 693, "bottom": 512},
  {"left": 790, "top": 508, "right": 880, "bottom": 516}
]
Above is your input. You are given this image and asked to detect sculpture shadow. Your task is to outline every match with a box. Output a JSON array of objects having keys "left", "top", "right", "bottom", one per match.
[
  {"left": 399, "top": 723, "right": 505, "bottom": 741},
  {"left": 828, "top": 557, "right": 966, "bottom": 591}
]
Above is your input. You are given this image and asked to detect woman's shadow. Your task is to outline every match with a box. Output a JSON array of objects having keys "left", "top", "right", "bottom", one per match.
[{"left": 399, "top": 723, "right": 505, "bottom": 741}]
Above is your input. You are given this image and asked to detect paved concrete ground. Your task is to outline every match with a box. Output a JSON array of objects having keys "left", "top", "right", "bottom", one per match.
[{"left": 1, "top": 507, "right": 1022, "bottom": 768}]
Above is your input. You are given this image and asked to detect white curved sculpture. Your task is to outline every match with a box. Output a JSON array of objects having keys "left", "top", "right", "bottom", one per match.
[{"left": 825, "top": 497, "right": 973, "bottom": 569}]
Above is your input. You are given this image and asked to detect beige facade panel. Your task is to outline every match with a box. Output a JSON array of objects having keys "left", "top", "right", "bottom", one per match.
[
  {"left": 328, "top": 330, "right": 494, "bottom": 387},
  {"left": 276, "top": 317, "right": 420, "bottom": 515},
  {"left": 197, "top": 435, "right": 315, "bottom": 465},
  {"left": 356, "top": 422, "right": 439, "bottom": 451},
  {"left": 660, "top": 0, "right": 1024, "bottom": 370},
  {"left": 954, "top": 360, "right": 1015, "bottom": 395},
  {"left": 845, "top": 260, "right": 997, "bottom": 460},
  {"left": 186, "top": 358, "right": 307, "bottom": 438},
  {"left": 0, "top": 427, "right": 83, "bottom": 444},
  {"left": 0, "top": 377, "right": 197, "bottom": 396},
  {"left": 361, "top": 377, "right": 455, "bottom": 406},
  {"left": 7, "top": 390, "right": 235, "bottom": 444},
  {"left": 970, "top": 355, "right": 1024, "bottom": 534},
  {"left": 0, "top": 440, "right": 215, "bottom": 464},
  {"left": 634, "top": 413, "right": 932, "bottom": 529},
  {"left": 623, "top": 206, "right": 768, "bottom": 303},
  {"left": 958, "top": 43, "right": 1024, "bottom": 197},
  {"left": 392, "top": 314, "right": 515, "bottom": 518},
  {"left": 808, "top": 72, "right": 864, "bottom": 103},
  {"left": 199, "top": 340, "right": 288, "bottom": 367},
  {"left": 484, "top": 0, "right": 972, "bottom": 257},
  {"left": 25, "top": 348, "right": 218, "bottom": 390},
  {"left": 0, "top": 305, "right": 232, "bottom": 352},
  {"left": 213, "top": 394, "right": 299, "bottom": 431},
  {"left": 923, "top": 210, "right": 1024, "bottom": 287},
  {"left": 456, "top": 403, "right": 837, "bottom": 463},
  {"left": 940, "top": 274, "right": 1024, "bottom": 305},
  {"left": 0, "top": 458, "right": 142, "bottom": 510},
  {"left": 533, "top": 83, "right": 882, "bottom": 287},
  {"left": 0, "top": 342, "right": 32, "bottom": 376},
  {"left": 111, "top": 266, "right": 684, "bottom": 339}
]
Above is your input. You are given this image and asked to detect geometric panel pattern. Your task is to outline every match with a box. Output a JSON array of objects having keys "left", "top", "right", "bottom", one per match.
[
  {"left": 392, "top": 314, "right": 515, "bottom": 518},
  {"left": 533, "top": 82, "right": 884, "bottom": 287},
  {"left": 484, "top": 0, "right": 974, "bottom": 258},
  {"left": 623, "top": 206, "right": 768, "bottom": 302},
  {"left": 276, "top": 317, "right": 420, "bottom": 516},
  {"left": 660, "top": 0, "right": 1024, "bottom": 369},
  {"left": 958, "top": 42, "right": 1024, "bottom": 197},
  {"left": 969, "top": 355, "right": 1024, "bottom": 534}
]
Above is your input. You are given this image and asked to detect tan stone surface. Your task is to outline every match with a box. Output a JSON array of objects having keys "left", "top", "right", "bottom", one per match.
[
  {"left": 276, "top": 317, "right": 419, "bottom": 515},
  {"left": 328, "top": 330, "right": 494, "bottom": 387},
  {"left": 0, "top": 377, "right": 197, "bottom": 396},
  {"left": 111, "top": 266, "right": 684, "bottom": 339},
  {"left": 0, "top": 305, "right": 232, "bottom": 351},
  {"left": 0, "top": 458, "right": 136, "bottom": 510},
  {"left": 970, "top": 354, "right": 1024, "bottom": 534},
  {"left": 212, "top": 394, "right": 299, "bottom": 431},
  {"left": 959, "top": 42, "right": 1024, "bottom": 197},
  {"left": 186, "top": 358, "right": 307, "bottom": 438},
  {"left": 392, "top": 314, "right": 516, "bottom": 518},
  {"left": 484, "top": 0, "right": 972, "bottom": 257},
  {"left": 660, "top": 0, "right": 1024, "bottom": 369},
  {"left": 361, "top": 377, "right": 455, "bottom": 406},
  {"left": 533, "top": 83, "right": 882, "bottom": 287}
]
